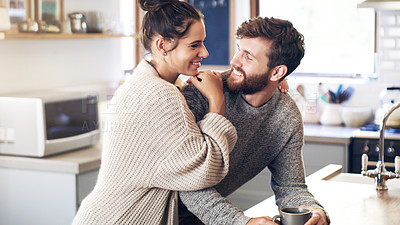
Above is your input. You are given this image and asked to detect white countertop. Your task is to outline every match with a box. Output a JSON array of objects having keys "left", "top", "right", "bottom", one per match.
[
  {"left": 0, "top": 144, "right": 101, "bottom": 174},
  {"left": 0, "top": 124, "right": 362, "bottom": 174},
  {"left": 304, "top": 124, "right": 357, "bottom": 144}
]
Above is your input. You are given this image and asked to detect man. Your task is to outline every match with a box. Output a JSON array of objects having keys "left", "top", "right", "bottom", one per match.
[{"left": 178, "top": 17, "right": 329, "bottom": 225}]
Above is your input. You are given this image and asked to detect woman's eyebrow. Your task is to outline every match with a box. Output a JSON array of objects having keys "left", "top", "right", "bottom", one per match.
[
  {"left": 188, "top": 38, "right": 205, "bottom": 45},
  {"left": 189, "top": 40, "right": 202, "bottom": 45}
]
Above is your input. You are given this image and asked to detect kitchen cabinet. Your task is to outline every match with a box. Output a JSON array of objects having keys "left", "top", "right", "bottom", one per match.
[
  {"left": 0, "top": 146, "right": 101, "bottom": 225},
  {"left": 303, "top": 124, "right": 357, "bottom": 175},
  {"left": 302, "top": 142, "right": 347, "bottom": 176},
  {"left": 227, "top": 168, "right": 273, "bottom": 210},
  {"left": 0, "top": 168, "right": 98, "bottom": 225}
]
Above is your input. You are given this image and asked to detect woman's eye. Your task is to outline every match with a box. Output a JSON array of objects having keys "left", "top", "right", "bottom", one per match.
[
  {"left": 246, "top": 55, "right": 253, "bottom": 61},
  {"left": 191, "top": 44, "right": 199, "bottom": 48}
]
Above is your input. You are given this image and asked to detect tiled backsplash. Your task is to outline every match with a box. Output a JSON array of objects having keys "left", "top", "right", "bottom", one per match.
[{"left": 378, "top": 10, "right": 400, "bottom": 83}]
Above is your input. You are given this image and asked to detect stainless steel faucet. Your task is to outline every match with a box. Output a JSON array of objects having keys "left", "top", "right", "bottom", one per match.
[{"left": 361, "top": 101, "right": 400, "bottom": 190}]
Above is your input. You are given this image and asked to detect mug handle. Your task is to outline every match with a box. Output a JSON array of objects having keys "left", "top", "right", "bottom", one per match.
[{"left": 272, "top": 215, "right": 281, "bottom": 224}]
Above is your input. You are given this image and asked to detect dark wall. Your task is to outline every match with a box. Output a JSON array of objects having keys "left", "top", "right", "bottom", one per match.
[{"left": 189, "top": 0, "right": 230, "bottom": 65}]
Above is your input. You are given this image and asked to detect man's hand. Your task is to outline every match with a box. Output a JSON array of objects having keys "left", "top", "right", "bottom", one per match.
[
  {"left": 302, "top": 206, "right": 328, "bottom": 225},
  {"left": 246, "top": 216, "right": 278, "bottom": 225}
]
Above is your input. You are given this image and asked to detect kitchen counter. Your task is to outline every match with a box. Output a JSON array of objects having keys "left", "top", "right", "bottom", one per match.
[
  {"left": 0, "top": 125, "right": 357, "bottom": 173},
  {"left": 245, "top": 164, "right": 400, "bottom": 225},
  {"left": 304, "top": 124, "right": 357, "bottom": 144},
  {"left": 0, "top": 144, "right": 101, "bottom": 174}
]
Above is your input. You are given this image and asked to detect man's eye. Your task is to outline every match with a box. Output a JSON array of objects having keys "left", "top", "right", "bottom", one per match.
[
  {"left": 246, "top": 55, "right": 253, "bottom": 61},
  {"left": 190, "top": 44, "right": 199, "bottom": 48}
]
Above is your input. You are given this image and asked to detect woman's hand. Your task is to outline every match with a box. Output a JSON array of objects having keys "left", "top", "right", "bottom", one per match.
[
  {"left": 188, "top": 70, "right": 225, "bottom": 116},
  {"left": 278, "top": 79, "right": 289, "bottom": 93}
]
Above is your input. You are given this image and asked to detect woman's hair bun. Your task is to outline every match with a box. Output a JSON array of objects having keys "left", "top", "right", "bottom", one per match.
[{"left": 138, "top": 0, "right": 177, "bottom": 12}]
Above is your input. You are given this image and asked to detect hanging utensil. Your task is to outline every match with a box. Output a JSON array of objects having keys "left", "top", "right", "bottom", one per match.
[{"left": 297, "top": 84, "right": 305, "bottom": 99}]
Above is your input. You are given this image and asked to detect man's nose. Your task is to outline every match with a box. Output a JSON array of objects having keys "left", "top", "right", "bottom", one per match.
[{"left": 230, "top": 51, "right": 241, "bottom": 68}]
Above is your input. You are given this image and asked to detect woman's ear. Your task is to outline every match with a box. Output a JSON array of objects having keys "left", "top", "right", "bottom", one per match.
[
  {"left": 154, "top": 37, "right": 168, "bottom": 56},
  {"left": 270, "top": 65, "right": 288, "bottom": 82}
]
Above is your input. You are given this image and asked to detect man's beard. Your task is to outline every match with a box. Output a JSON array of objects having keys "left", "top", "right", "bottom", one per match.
[{"left": 226, "top": 67, "right": 270, "bottom": 95}]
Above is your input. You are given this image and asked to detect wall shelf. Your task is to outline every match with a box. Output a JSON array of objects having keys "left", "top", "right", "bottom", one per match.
[{"left": 0, "top": 31, "right": 137, "bottom": 40}]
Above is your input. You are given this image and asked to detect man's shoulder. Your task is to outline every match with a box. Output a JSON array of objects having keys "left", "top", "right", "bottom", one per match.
[
  {"left": 276, "top": 91, "right": 300, "bottom": 109},
  {"left": 273, "top": 91, "right": 302, "bottom": 122}
]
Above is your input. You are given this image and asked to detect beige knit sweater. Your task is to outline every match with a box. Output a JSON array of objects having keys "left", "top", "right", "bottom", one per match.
[{"left": 72, "top": 60, "right": 237, "bottom": 225}]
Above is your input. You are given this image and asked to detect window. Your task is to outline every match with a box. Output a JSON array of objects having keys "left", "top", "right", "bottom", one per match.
[
  {"left": 120, "top": 0, "right": 134, "bottom": 71},
  {"left": 259, "top": 0, "right": 375, "bottom": 77}
]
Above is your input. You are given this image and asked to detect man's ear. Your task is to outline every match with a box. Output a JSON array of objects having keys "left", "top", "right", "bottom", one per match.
[{"left": 270, "top": 65, "right": 288, "bottom": 82}]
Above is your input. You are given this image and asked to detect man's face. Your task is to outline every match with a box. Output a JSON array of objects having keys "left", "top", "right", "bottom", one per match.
[{"left": 227, "top": 37, "right": 272, "bottom": 94}]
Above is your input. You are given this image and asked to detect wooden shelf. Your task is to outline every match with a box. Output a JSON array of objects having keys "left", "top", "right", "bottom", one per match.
[{"left": 0, "top": 31, "right": 137, "bottom": 40}]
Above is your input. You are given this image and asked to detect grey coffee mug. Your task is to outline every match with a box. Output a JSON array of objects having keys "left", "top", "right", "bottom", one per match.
[{"left": 272, "top": 207, "right": 312, "bottom": 225}]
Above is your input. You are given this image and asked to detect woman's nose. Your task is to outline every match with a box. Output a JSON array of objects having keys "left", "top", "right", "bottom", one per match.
[{"left": 199, "top": 45, "right": 209, "bottom": 58}]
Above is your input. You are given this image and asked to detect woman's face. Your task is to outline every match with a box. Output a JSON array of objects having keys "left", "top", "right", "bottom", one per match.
[{"left": 165, "top": 20, "right": 209, "bottom": 76}]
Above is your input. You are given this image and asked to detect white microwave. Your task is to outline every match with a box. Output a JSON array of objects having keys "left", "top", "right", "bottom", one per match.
[{"left": 0, "top": 90, "right": 100, "bottom": 157}]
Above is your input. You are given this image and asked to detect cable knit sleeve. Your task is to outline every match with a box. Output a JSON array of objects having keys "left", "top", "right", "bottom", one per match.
[
  {"left": 149, "top": 84, "right": 237, "bottom": 191},
  {"left": 113, "top": 69, "right": 237, "bottom": 191}
]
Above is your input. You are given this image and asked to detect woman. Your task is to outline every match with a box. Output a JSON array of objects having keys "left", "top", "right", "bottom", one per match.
[{"left": 72, "top": 0, "right": 237, "bottom": 224}]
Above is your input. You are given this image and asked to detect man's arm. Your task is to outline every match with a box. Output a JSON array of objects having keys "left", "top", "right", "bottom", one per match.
[
  {"left": 179, "top": 188, "right": 251, "bottom": 225},
  {"left": 267, "top": 118, "right": 329, "bottom": 224},
  {"left": 180, "top": 83, "right": 252, "bottom": 225},
  {"left": 268, "top": 124, "right": 323, "bottom": 209}
]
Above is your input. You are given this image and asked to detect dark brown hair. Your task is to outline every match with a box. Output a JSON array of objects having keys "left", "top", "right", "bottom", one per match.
[
  {"left": 138, "top": 0, "right": 204, "bottom": 53},
  {"left": 236, "top": 17, "right": 305, "bottom": 80}
]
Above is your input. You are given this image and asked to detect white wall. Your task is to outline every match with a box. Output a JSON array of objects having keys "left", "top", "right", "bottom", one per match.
[
  {"left": 0, "top": 39, "right": 122, "bottom": 94},
  {"left": 0, "top": 0, "right": 125, "bottom": 95}
]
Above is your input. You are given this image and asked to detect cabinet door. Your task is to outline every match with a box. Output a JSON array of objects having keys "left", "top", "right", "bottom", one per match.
[
  {"left": 303, "top": 142, "right": 348, "bottom": 176},
  {"left": 227, "top": 168, "right": 273, "bottom": 210},
  {"left": 76, "top": 169, "right": 99, "bottom": 207},
  {"left": 0, "top": 168, "right": 77, "bottom": 225}
]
